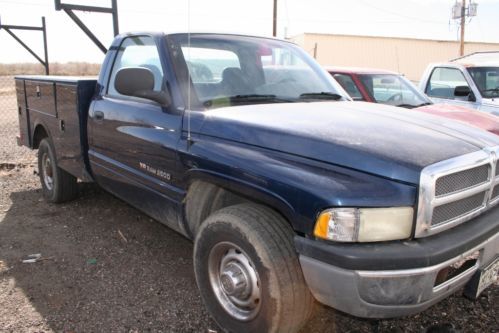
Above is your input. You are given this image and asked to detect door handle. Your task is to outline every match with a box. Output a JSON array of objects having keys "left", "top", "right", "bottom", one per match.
[{"left": 94, "top": 111, "right": 104, "bottom": 121}]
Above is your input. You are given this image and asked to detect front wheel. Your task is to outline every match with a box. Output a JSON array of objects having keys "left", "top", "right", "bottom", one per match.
[
  {"left": 194, "top": 203, "right": 313, "bottom": 333},
  {"left": 38, "top": 138, "right": 78, "bottom": 203}
]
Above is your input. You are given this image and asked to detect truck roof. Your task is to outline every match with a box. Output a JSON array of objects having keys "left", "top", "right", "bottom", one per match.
[
  {"left": 112, "top": 31, "right": 294, "bottom": 44},
  {"left": 449, "top": 51, "right": 499, "bottom": 67},
  {"left": 324, "top": 66, "right": 399, "bottom": 75}
]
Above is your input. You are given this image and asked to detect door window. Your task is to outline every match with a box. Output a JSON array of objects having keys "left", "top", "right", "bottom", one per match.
[
  {"left": 426, "top": 67, "right": 469, "bottom": 100},
  {"left": 332, "top": 74, "right": 364, "bottom": 101},
  {"left": 108, "top": 36, "right": 164, "bottom": 97}
]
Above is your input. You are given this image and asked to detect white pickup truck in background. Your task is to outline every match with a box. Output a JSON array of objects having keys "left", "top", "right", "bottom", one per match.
[{"left": 419, "top": 52, "right": 499, "bottom": 116}]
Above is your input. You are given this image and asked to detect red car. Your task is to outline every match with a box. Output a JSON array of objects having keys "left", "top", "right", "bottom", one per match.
[{"left": 327, "top": 66, "right": 499, "bottom": 135}]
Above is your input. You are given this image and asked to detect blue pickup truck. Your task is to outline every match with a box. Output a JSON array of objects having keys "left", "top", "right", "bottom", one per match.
[{"left": 15, "top": 33, "right": 499, "bottom": 332}]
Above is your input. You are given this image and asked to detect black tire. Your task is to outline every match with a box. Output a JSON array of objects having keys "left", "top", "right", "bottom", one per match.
[
  {"left": 194, "top": 203, "right": 314, "bottom": 333},
  {"left": 38, "top": 138, "right": 78, "bottom": 203}
]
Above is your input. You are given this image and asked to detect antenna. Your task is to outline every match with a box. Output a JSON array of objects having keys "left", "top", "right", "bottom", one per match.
[
  {"left": 395, "top": 45, "right": 400, "bottom": 73},
  {"left": 186, "top": 0, "right": 192, "bottom": 143}
]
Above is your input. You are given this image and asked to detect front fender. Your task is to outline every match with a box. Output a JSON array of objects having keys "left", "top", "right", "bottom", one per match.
[
  {"left": 184, "top": 168, "right": 297, "bottom": 226},
  {"left": 179, "top": 137, "right": 417, "bottom": 235}
]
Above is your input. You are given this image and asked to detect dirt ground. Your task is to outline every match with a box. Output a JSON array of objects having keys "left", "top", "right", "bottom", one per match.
[{"left": 0, "top": 160, "right": 497, "bottom": 333}]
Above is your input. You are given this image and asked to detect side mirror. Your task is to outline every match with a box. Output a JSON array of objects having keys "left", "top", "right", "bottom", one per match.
[
  {"left": 454, "top": 85, "right": 471, "bottom": 97},
  {"left": 115, "top": 67, "right": 171, "bottom": 106}
]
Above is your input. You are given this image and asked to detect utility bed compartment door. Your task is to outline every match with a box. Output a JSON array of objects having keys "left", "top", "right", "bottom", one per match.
[
  {"left": 25, "top": 80, "right": 57, "bottom": 117},
  {"left": 53, "top": 83, "right": 82, "bottom": 177},
  {"left": 15, "top": 79, "right": 30, "bottom": 146}
]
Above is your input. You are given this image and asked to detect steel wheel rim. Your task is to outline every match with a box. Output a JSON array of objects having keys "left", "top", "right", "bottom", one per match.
[
  {"left": 41, "top": 152, "right": 54, "bottom": 190},
  {"left": 208, "top": 241, "right": 261, "bottom": 321}
]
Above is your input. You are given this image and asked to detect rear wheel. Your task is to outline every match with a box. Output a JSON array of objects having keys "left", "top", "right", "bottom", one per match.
[
  {"left": 194, "top": 203, "right": 314, "bottom": 333},
  {"left": 38, "top": 138, "right": 78, "bottom": 203}
]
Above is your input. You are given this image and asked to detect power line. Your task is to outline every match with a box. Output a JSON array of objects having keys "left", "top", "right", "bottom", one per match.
[
  {"left": 0, "top": 0, "right": 51, "bottom": 7},
  {"left": 357, "top": 0, "right": 447, "bottom": 24}
]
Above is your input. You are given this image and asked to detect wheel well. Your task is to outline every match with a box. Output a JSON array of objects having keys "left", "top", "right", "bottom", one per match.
[
  {"left": 185, "top": 181, "right": 248, "bottom": 237},
  {"left": 32, "top": 125, "right": 48, "bottom": 149},
  {"left": 184, "top": 180, "right": 297, "bottom": 239}
]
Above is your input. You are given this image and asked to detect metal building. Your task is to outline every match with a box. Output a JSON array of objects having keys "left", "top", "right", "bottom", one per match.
[{"left": 290, "top": 33, "right": 499, "bottom": 81}]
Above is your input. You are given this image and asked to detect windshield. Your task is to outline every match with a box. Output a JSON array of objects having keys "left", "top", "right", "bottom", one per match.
[
  {"left": 358, "top": 74, "right": 431, "bottom": 108},
  {"left": 166, "top": 34, "right": 347, "bottom": 109},
  {"left": 467, "top": 67, "right": 499, "bottom": 98}
]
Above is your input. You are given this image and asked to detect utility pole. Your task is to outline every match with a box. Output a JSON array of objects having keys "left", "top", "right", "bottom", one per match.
[
  {"left": 459, "top": 0, "right": 466, "bottom": 56},
  {"left": 452, "top": 0, "right": 478, "bottom": 56},
  {"left": 273, "top": 0, "right": 277, "bottom": 37}
]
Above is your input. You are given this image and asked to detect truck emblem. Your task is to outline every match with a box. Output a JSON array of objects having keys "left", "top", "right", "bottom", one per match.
[{"left": 139, "top": 162, "right": 171, "bottom": 181}]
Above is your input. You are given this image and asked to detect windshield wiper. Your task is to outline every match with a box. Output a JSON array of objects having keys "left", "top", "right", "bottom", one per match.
[
  {"left": 483, "top": 88, "right": 499, "bottom": 93},
  {"left": 416, "top": 102, "right": 432, "bottom": 107},
  {"left": 203, "top": 94, "right": 293, "bottom": 108},
  {"left": 395, "top": 104, "right": 418, "bottom": 109},
  {"left": 396, "top": 102, "right": 431, "bottom": 108},
  {"left": 299, "top": 92, "right": 343, "bottom": 101},
  {"left": 231, "top": 94, "right": 292, "bottom": 101}
]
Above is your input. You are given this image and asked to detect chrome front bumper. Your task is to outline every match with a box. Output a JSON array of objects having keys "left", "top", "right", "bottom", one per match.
[{"left": 300, "top": 231, "right": 499, "bottom": 318}]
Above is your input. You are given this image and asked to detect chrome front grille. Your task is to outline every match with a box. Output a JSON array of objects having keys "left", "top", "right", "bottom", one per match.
[
  {"left": 492, "top": 186, "right": 499, "bottom": 200},
  {"left": 416, "top": 147, "right": 499, "bottom": 238},
  {"left": 435, "top": 164, "right": 489, "bottom": 197},
  {"left": 431, "top": 192, "right": 487, "bottom": 225}
]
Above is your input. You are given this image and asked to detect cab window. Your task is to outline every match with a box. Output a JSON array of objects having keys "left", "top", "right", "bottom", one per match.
[
  {"left": 426, "top": 67, "right": 469, "bottom": 100},
  {"left": 108, "top": 36, "right": 164, "bottom": 97}
]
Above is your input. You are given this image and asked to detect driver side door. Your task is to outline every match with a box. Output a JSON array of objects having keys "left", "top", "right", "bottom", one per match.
[
  {"left": 88, "top": 35, "right": 184, "bottom": 232},
  {"left": 424, "top": 67, "right": 481, "bottom": 109}
]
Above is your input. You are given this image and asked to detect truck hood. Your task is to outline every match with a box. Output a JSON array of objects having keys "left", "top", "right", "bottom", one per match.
[
  {"left": 416, "top": 103, "right": 499, "bottom": 135},
  {"left": 481, "top": 99, "right": 499, "bottom": 116},
  {"left": 483, "top": 98, "right": 499, "bottom": 108},
  {"left": 192, "top": 102, "right": 499, "bottom": 184}
]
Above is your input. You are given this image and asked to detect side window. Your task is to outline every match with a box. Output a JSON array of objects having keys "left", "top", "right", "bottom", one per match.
[
  {"left": 108, "top": 36, "right": 164, "bottom": 97},
  {"left": 333, "top": 74, "right": 364, "bottom": 101},
  {"left": 426, "top": 67, "right": 469, "bottom": 100}
]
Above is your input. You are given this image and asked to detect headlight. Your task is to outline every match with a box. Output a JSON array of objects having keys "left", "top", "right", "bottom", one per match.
[{"left": 314, "top": 207, "right": 413, "bottom": 242}]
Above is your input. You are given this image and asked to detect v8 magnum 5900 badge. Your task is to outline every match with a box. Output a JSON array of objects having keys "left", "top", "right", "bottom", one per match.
[{"left": 139, "top": 162, "right": 171, "bottom": 181}]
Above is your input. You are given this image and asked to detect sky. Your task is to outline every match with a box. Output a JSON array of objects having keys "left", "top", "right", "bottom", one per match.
[{"left": 0, "top": 0, "right": 498, "bottom": 64}]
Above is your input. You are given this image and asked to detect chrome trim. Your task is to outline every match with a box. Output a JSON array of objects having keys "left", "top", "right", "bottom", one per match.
[
  {"left": 433, "top": 183, "right": 489, "bottom": 206},
  {"left": 432, "top": 258, "right": 478, "bottom": 294},
  {"left": 357, "top": 235, "right": 488, "bottom": 298},
  {"left": 416, "top": 147, "right": 499, "bottom": 238}
]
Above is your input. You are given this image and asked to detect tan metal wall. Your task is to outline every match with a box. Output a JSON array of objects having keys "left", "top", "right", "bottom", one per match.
[{"left": 291, "top": 33, "right": 499, "bottom": 81}]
